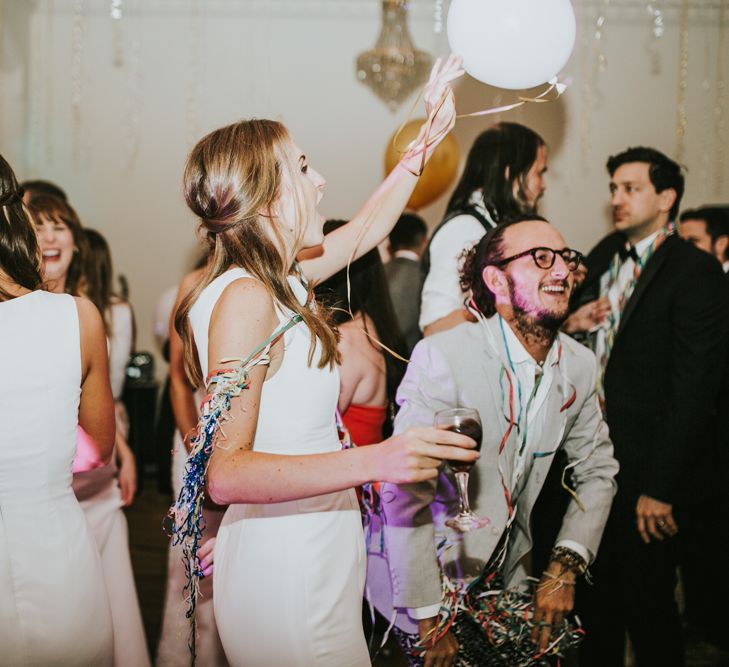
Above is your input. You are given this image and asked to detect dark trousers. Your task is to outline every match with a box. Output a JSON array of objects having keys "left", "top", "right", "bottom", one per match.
[
  {"left": 577, "top": 490, "right": 684, "bottom": 667},
  {"left": 680, "top": 488, "right": 729, "bottom": 647}
]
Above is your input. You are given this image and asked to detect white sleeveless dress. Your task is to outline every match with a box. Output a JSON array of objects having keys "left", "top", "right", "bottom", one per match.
[
  {"left": 189, "top": 268, "right": 369, "bottom": 667},
  {"left": 0, "top": 290, "right": 113, "bottom": 666}
]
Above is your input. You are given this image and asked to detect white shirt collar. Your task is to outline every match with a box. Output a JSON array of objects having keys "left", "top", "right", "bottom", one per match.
[
  {"left": 393, "top": 249, "right": 420, "bottom": 262},
  {"left": 631, "top": 229, "right": 661, "bottom": 257},
  {"left": 723, "top": 261, "right": 729, "bottom": 274},
  {"left": 468, "top": 190, "right": 496, "bottom": 224}
]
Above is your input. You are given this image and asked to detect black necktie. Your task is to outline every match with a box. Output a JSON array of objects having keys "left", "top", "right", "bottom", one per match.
[{"left": 618, "top": 244, "right": 639, "bottom": 262}]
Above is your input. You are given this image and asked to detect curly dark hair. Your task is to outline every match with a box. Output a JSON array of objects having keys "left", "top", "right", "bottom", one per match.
[{"left": 460, "top": 215, "right": 548, "bottom": 317}]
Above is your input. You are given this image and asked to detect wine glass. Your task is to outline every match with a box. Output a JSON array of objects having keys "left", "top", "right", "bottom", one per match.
[{"left": 434, "top": 407, "right": 489, "bottom": 532}]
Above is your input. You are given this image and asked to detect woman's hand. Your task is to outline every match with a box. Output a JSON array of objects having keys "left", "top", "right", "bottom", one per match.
[
  {"left": 198, "top": 537, "right": 216, "bottom": 578},
  {"left": 371, "top": 426, "right": 478, "bottom": 484},
  {"left": 404, "top": 55, "right": 465, "bottom": 168},
  {"left": 117, "top": 440, "right": 138, "bottom": 507}
]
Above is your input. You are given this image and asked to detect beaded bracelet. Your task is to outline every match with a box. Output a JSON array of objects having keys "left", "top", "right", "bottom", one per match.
[{"left": 549, "top": 545, "right": 588, "bottom": 578}]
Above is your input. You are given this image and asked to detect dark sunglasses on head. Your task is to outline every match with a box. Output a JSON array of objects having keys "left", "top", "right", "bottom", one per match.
[{"left": 494, "top": 247, "right": 583, "bottom": 272}]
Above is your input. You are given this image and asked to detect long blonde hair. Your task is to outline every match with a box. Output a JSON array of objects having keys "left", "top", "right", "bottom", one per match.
[{"left": 176, "top": 119, "right": 338, "bottom": 387}]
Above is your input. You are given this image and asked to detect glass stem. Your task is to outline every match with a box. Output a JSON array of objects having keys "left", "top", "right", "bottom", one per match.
[{"left": 455, "top": 471, "right": 472, "bottom": 515}]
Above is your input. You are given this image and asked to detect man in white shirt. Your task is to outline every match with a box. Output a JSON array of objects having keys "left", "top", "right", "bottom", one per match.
[
  {"left": 419, "top": 123, "right": 548, "bottom": 337},
  {"left": 370, "top": 216, "right": 618, "bottom": 666}
]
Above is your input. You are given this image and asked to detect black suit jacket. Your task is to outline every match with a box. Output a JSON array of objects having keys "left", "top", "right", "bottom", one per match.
[{"left": 577, "top": 232, "right": 729, "bottom": 506}]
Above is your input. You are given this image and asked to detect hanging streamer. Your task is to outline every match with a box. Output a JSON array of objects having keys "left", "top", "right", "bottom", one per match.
[{"left": 167, "top": 314, "right": 302, "bottom": 664}]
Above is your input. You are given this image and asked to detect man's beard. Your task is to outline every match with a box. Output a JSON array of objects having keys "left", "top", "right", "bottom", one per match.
[{"left": 507, "top": 277, "right": 567, "bottom": 346}]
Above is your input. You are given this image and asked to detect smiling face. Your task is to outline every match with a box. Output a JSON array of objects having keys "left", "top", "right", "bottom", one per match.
[
  {"left": 35, "top": 212, "right": 75, "bottom": 292},
  {"left": 484, "top": 220, "right": 575, "bottom": 331}
]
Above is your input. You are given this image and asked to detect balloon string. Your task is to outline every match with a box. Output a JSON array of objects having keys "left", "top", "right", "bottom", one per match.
[
  {"left": 389, "top": 77, "right": 569, "bottom": 169},
  {"left": 456, "top": 77, "right": 570, "bottom": 119}
]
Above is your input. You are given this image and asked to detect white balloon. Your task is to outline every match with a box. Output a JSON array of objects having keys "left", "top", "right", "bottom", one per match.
[{"left": 447, "top": 0, "right": 576, "bottom": 90}]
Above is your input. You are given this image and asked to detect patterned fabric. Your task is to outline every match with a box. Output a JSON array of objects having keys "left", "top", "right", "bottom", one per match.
[{"left": 596, "top": 222, "right": 676, "bottom": 395}]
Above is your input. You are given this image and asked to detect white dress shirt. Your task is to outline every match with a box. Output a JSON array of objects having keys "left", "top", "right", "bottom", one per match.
[
  {"left": 409, "top": 315, "right": 590, "bottom": 621},
  {"left": 419, "top": 194, "right": 496, "bottom": 329}
]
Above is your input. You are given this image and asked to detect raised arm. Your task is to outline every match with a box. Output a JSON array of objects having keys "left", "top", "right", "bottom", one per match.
[
  {"left": 299, "top": 56, "right": 464, "bottom": 284},
  {"left": 76, "top": 296, "right": 116, "bottom": 464},
  {"left": 203, "top": 278, "right": 478, "bottom": 506}
]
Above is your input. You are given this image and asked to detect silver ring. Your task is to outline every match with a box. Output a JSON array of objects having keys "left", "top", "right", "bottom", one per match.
[{"left": 657, "top": 520, "right": 666, "bottom": 527}]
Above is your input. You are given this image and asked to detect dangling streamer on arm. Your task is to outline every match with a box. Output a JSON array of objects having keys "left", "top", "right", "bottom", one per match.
[{"left": 166, "top": 288, "right": 301, "bottom": 662}]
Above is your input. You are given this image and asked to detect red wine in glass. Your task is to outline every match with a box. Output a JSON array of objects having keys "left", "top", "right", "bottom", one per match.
[
  {"left": 445, "top": 418, "right": 483, "bottom": 472},
  {"left": 434, "top": 407, "right": 489, "bottom": 531}
]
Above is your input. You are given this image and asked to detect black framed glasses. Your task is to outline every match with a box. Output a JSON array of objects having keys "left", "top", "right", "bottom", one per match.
[{"left": 495, "top": 247, "right": 583, "bottom": 272}]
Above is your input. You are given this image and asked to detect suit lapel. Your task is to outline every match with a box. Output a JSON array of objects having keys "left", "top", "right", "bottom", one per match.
[
  {"left": 617, "top": 235, "right": 674, "bottom": 335},
  {"left": 476, "top": 321, "right": 519, "bottom": 485},
  {"left": 579, "top": 234, "right": 625, "bottom": 304}
]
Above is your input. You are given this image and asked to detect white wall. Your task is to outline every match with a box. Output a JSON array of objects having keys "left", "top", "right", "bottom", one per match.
[{"left": 1, "top": 0, "right": 727, "bottom": 371}]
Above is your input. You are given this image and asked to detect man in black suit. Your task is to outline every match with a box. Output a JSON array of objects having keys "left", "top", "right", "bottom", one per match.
[
  {"left": 384, "top": 213, "right": 428, "bottom": 354},
  {"left": 563, "top": 147, "right": 729, "bottom": 666}
]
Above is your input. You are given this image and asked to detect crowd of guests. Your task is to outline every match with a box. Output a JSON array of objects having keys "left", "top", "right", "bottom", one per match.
[{"left": 1, "top": 55, "right": 728, "bottom": 667}]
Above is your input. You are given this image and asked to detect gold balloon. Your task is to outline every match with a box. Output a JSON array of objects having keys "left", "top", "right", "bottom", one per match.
[{"left": 384, "top": 119, "right": 460, "bottom": 210}]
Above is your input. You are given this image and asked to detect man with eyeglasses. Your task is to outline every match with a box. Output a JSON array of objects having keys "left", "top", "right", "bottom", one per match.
[
  {"left": 564, "top": 147, "right": 729, "bottom": 666},
  {"left": 366, "top": 215, "right": 618, "bottom": 667}
]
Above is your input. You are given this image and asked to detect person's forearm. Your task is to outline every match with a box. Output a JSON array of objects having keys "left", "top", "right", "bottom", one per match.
[
  {"left": 170, "top": 378, "right": 199, "bottom": 448},
  {"left": 207, "top": 446, "right": 374, "bottom": 505}
]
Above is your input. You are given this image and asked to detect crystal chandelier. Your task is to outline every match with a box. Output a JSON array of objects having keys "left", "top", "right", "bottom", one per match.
[{"left": 356, "top": 0, "right": 433, "bottom": 112}]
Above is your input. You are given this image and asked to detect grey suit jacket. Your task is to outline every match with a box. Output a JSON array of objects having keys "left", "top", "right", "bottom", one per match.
[
  {"left": 367, "top": 320, "right": 618, "bottom": 631},
  {"left": 384, "top": 257, "right": 422, "bottom": 353}
]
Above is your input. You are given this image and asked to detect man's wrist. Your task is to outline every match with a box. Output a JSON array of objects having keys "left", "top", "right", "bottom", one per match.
[{"left": 549, "top": 545, "right": 588, "bottom": 578}]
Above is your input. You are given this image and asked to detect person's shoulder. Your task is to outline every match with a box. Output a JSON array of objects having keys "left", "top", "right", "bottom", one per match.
[
  {"left": 430, "top": 213, "right": 487, "bottom": 246},
  {"left": 419, "top": 320, "right": 482, "bottom": 355},
  {"left": 338, "top": 318, "right": 367, "bottom": 348},
  {"left": 217, "top": 276, "right": 275, "bottom": 314},
  {"left": 178, "top": 265, "right": 207, "bottom": 298},
  {"left": 73, "top": 295, "right": 106, "bottom": 337},
  {"left": 667, "top": 234, "right": 719, "bottom": 267},
  {"left": 559, "top": 331, "right": 597, "bottom": 366}
]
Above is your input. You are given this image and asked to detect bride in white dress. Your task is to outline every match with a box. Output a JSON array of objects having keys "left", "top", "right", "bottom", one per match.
[
  {"left": 0, "top": 154, "right": 116, "bottom": 665},
  {"left": 172, "top": 57, "right": 477, "bottom": 667}
]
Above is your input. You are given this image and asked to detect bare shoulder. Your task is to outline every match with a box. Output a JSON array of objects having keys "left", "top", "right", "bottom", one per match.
[
  {"left": 210, "top": 277, "right": 279, "bottom": 347},
  {"left": 180, "top": 267, "right": 205, "bottom": 292},
  {"left": 73, "top": 295, "right": 105, "bottom": 334},
  {"left": 177, "top": 266, "right": 206, "bottom": 301},
  {"left": 339, "top": 318, "right": 380, "bottom": 358}
]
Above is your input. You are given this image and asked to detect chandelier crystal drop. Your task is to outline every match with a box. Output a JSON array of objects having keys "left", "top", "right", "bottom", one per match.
[{"left": 356, "top": 0, "right": 433, "bottom": 111}]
